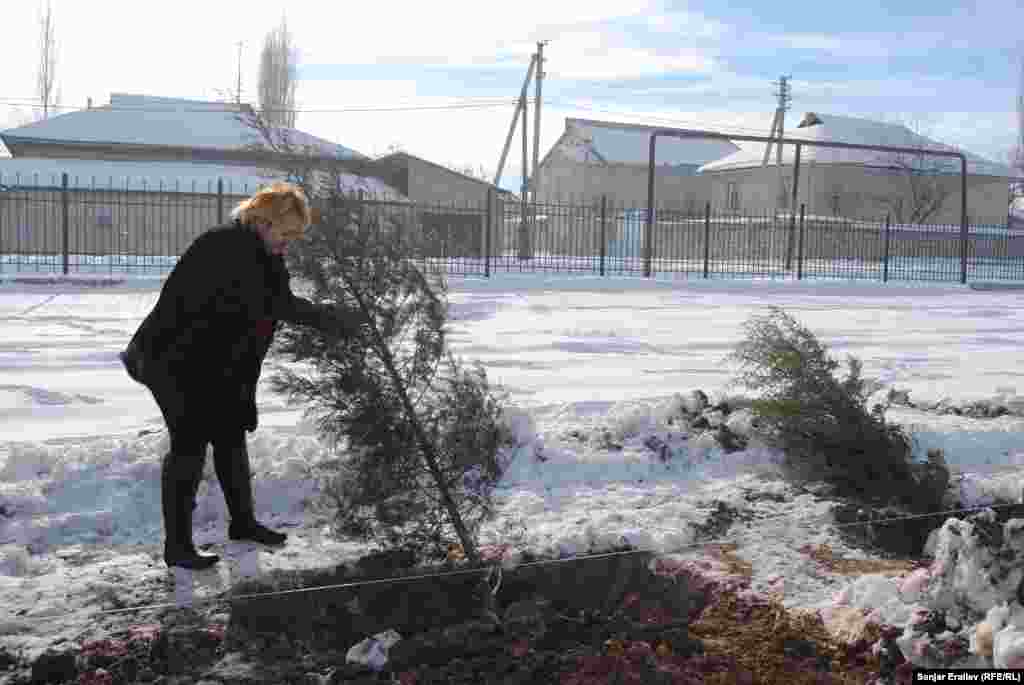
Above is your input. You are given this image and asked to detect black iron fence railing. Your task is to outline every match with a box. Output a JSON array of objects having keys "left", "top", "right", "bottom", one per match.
[{"left": 1, "top": 176, "right": 1022, "bottom": 284}]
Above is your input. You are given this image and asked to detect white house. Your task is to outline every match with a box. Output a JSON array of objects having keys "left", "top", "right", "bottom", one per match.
[
  {"left": 0, "top": 94, "right": 404, "bottom": 259},
  {"left": 534, "top": 117, "right": 739, "bottom": 211},
  {"left": 699, "top": 112, "right": 1019, "bottom": 225}
]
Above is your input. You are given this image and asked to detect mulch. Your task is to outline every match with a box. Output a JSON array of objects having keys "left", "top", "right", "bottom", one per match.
[{"left": 1, "top": 546, "right": 908, "bottom": 685}]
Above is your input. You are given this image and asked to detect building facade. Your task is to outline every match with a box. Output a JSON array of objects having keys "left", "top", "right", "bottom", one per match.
[
  {"left": 699, "top": 113, "right": 1018, "bottom": 226},
  {"left": 0, "top": 94, "right": 401, "bottom": 259},
  {"left": 533, "top": 118, "right": 739, "bottom": 211}
]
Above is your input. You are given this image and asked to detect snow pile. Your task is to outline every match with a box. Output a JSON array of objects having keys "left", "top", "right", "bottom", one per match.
[
  {"left": 852, "top": 508, "right": 1024, "bottom": 673},
  {"left": 830, "top": 575, "right": 917, "bottom": 629}
]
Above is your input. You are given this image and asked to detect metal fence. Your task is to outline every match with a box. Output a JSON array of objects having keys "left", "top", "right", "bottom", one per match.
[
  {"left": 490, "top": 198, "right": 1024, "bottom": 283},
  {"left": 0, "top": 173, "right": 255, "bottom": 276},
  {"left": 2, "top": 175, "right": 1023, "bottom": 284}
]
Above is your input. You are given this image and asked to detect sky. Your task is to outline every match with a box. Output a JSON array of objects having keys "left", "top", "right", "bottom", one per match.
[
  {"left": 1, "top": 0, "right": 1023, "bottom": 193},
  {"left": 3, "top": 273, "right": 1024, "bottom": 670}
]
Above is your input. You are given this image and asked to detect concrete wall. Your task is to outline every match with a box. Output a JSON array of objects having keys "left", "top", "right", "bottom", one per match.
[
  {"left": 406, "top": 156, "right": 495, "bottom": 207},
  {"left": 0, "top": 181, "right": 498, "bottom": 264},
  {"left": 0, "top": 188, "right": 243, "bottom": 257},
  {"left": 538, "top": 151, "right": 1010, "bottom": 226},
  {"left": 535, "top": 154, "right": 714, "bottom": 213},
  {"left": 704, "top": 165, "right": 1011, "bottom": 225}
]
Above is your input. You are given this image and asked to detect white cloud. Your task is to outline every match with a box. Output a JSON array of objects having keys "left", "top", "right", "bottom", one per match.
[
  {"left": 0, "top": 0, "right": 715, "bottom": 113},
  {"left": 646, "top": 10, "right": 726, "bottom": 39},
  {"left": 290, "top": 0, "right": 661, "bottom": 66},
  {"left": 544, "top": 43, "right": 715, "bottom": 81}
]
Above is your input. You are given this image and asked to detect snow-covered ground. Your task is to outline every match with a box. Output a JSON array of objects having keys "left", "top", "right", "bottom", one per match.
[{"left": 2, "top": 271, "right": 1024, "bottom": 669}]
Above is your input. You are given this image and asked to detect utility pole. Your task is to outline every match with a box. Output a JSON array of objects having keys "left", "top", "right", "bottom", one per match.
[
  {"left": 235, "top": 40, "right": 244, "bottom": 105},
  {"left": 1015, "top": 55, "right": 1024, "bottom": 189},
  {"left": 762, "top": 75, "right": 792, "bottom": 210},
  {"left": 530, "top": 41, "right": 547, "bottom": 202},
  {"left": 495, "top": 54, "right": 537, "bottom": 187},
  {"left": 519, "top": 90, "right": 530, "bottom": 260}
]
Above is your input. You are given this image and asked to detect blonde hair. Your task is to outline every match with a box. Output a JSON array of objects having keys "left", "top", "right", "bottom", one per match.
[{"left": 231, "top": 182, "right": 312, "bottom": 241}]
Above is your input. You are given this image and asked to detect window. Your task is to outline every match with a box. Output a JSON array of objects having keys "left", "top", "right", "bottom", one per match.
[
  {"left": 727, "top": 182, "right": 740, "bottom": 210},
  {"left": 96, "top": 207, "right": 113, "bottom": 228},
  {"left": 830, "top": 185, "right": 842, "bottom": 216}
]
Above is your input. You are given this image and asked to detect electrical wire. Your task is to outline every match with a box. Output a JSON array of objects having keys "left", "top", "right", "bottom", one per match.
[
  {"left": 0, "top": 98, "right": 537, "bottom": 115},
  {"left": 0, "top": 95, "right": 780, "bottom": 140},
  {"left": 0, "top": 93, "right": 793, "bottom": 141},
  {"left": 4, "top": 495, "right": 1019, "bottom": 625},
  {"left": 544, "top": 98, "right": 795, "bottom": 138}
]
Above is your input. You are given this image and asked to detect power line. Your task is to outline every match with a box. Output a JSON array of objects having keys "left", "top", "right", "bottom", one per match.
[
  {"left": 0, "top": 93, "right": 536, "bottom": 105},
  {"left": 544, "top": 98, "right": 791, "bottom": 138},
  {"left": 0, "top": 97, "right": 536, "bottom": 115},
  {"left": 0, "top": 94, "right": 829, "bottom": 149},
  {"left": 0, "top": 94, "right": 795, "bottom": 139}
]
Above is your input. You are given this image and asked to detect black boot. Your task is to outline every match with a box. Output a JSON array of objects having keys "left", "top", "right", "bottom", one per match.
[
  {"left": 162, "top": 452, "right": 220, "bottom": 570},
  {"left": 214, "top": 445, "right": 287, "bottom": 547}
]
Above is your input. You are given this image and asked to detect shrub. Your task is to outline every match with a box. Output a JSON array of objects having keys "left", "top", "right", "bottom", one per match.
[
  {"left": 264, "top": 183, "right": 513, "bottom": 563},
  {"left": 309, "top": 354, "right": 516, "bottom": 559},
  {"left": 724, "top": 306, "right": 942, "bottom": 512}
]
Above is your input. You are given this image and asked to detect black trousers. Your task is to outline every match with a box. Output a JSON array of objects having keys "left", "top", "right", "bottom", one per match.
[
  {"left": 150, "top": 382, "right": 254, "bottom": 526},
  {"left": 151, "top": 382, "right": 248, "bottom": 465}
]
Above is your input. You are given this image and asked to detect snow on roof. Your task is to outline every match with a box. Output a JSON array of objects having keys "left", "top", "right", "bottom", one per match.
[
  {"left": 551, "top": 118, "right": 740, "bottom": 167},
  {"left": 0, "top": 94, "right": 366, "bottom": 160},
  {"left": 0, "top": 157, "right": 405, "bottom": 200},
  {"left": 700, "top": 113, "right": 1018, "bottom": 178}
]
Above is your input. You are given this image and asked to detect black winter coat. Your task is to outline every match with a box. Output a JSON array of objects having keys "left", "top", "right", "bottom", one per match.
[{"left": 121, "top": 220, "right": 350, "bottom": 433}]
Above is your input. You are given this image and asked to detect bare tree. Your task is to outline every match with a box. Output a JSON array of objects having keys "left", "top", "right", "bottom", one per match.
[
  {"left": 869, "top": 115, "right": 955, "bottom": 225},
  {"left": 257, "top": 16, "right": 298, "bottom": 129},
  {"left": 36, "top": 0, "right": 59, "bottom": 121}
]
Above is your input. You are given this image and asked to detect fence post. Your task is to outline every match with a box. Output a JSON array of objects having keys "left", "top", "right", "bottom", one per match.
[
  {"left": 785, "top": 144, "right": 802, "bottom": 271},
  {"left": 643, "top": 204, "right": 654, "bottom": 278},
  {"left": 217, "top": 179, "right": 224, "bottom": 224},
  {"left": 599, "top": 195, "right": 607, "bottom": 277},
  {"left": 61, "top": 173, "right": 69, "bottom": 275},
  {"left": 796, "top": 203, "right": 806, "bottom": 280},
  {"left": 883, "top": 213, "right": 891, "bottom": 283},
  {"left": 960, "top": 156, "right": 968, "bottom": 285},
  {"left": 395, "top": 197, "right": 403, "bottom": 247},
  {"left": 484, "top": 188, "right": 492, "bottom": 278},
  {"left": 703, "top": 201, "right": 711, "bottom": 279},
  {"left": 0, "top": 182, "right": 5, "bottom": 269}
]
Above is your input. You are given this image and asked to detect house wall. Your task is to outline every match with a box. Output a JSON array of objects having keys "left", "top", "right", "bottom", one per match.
[
  {"left": 540, "top": 156, "right": 716, "bottom": 211},
  {"left": 405, "top": 156, "right": 493, "bottom": 207},
  {"left": 6, "top": 140, "right": 291, "bottom": 168},
  {"left": 0, "top": 188, "right": 245, "bottom": 258},
  {"left": 697, "top": 167, "right": 795, "bottom": 214},
  {"left": 535, "top": 154, "right": 714, "bottom": 212},
  {"left": 810, "top": 166, "right": 1008, "bottom": 225},
  {"left": 703, "top": 165, "right": 1011, "bottom": 225}
]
